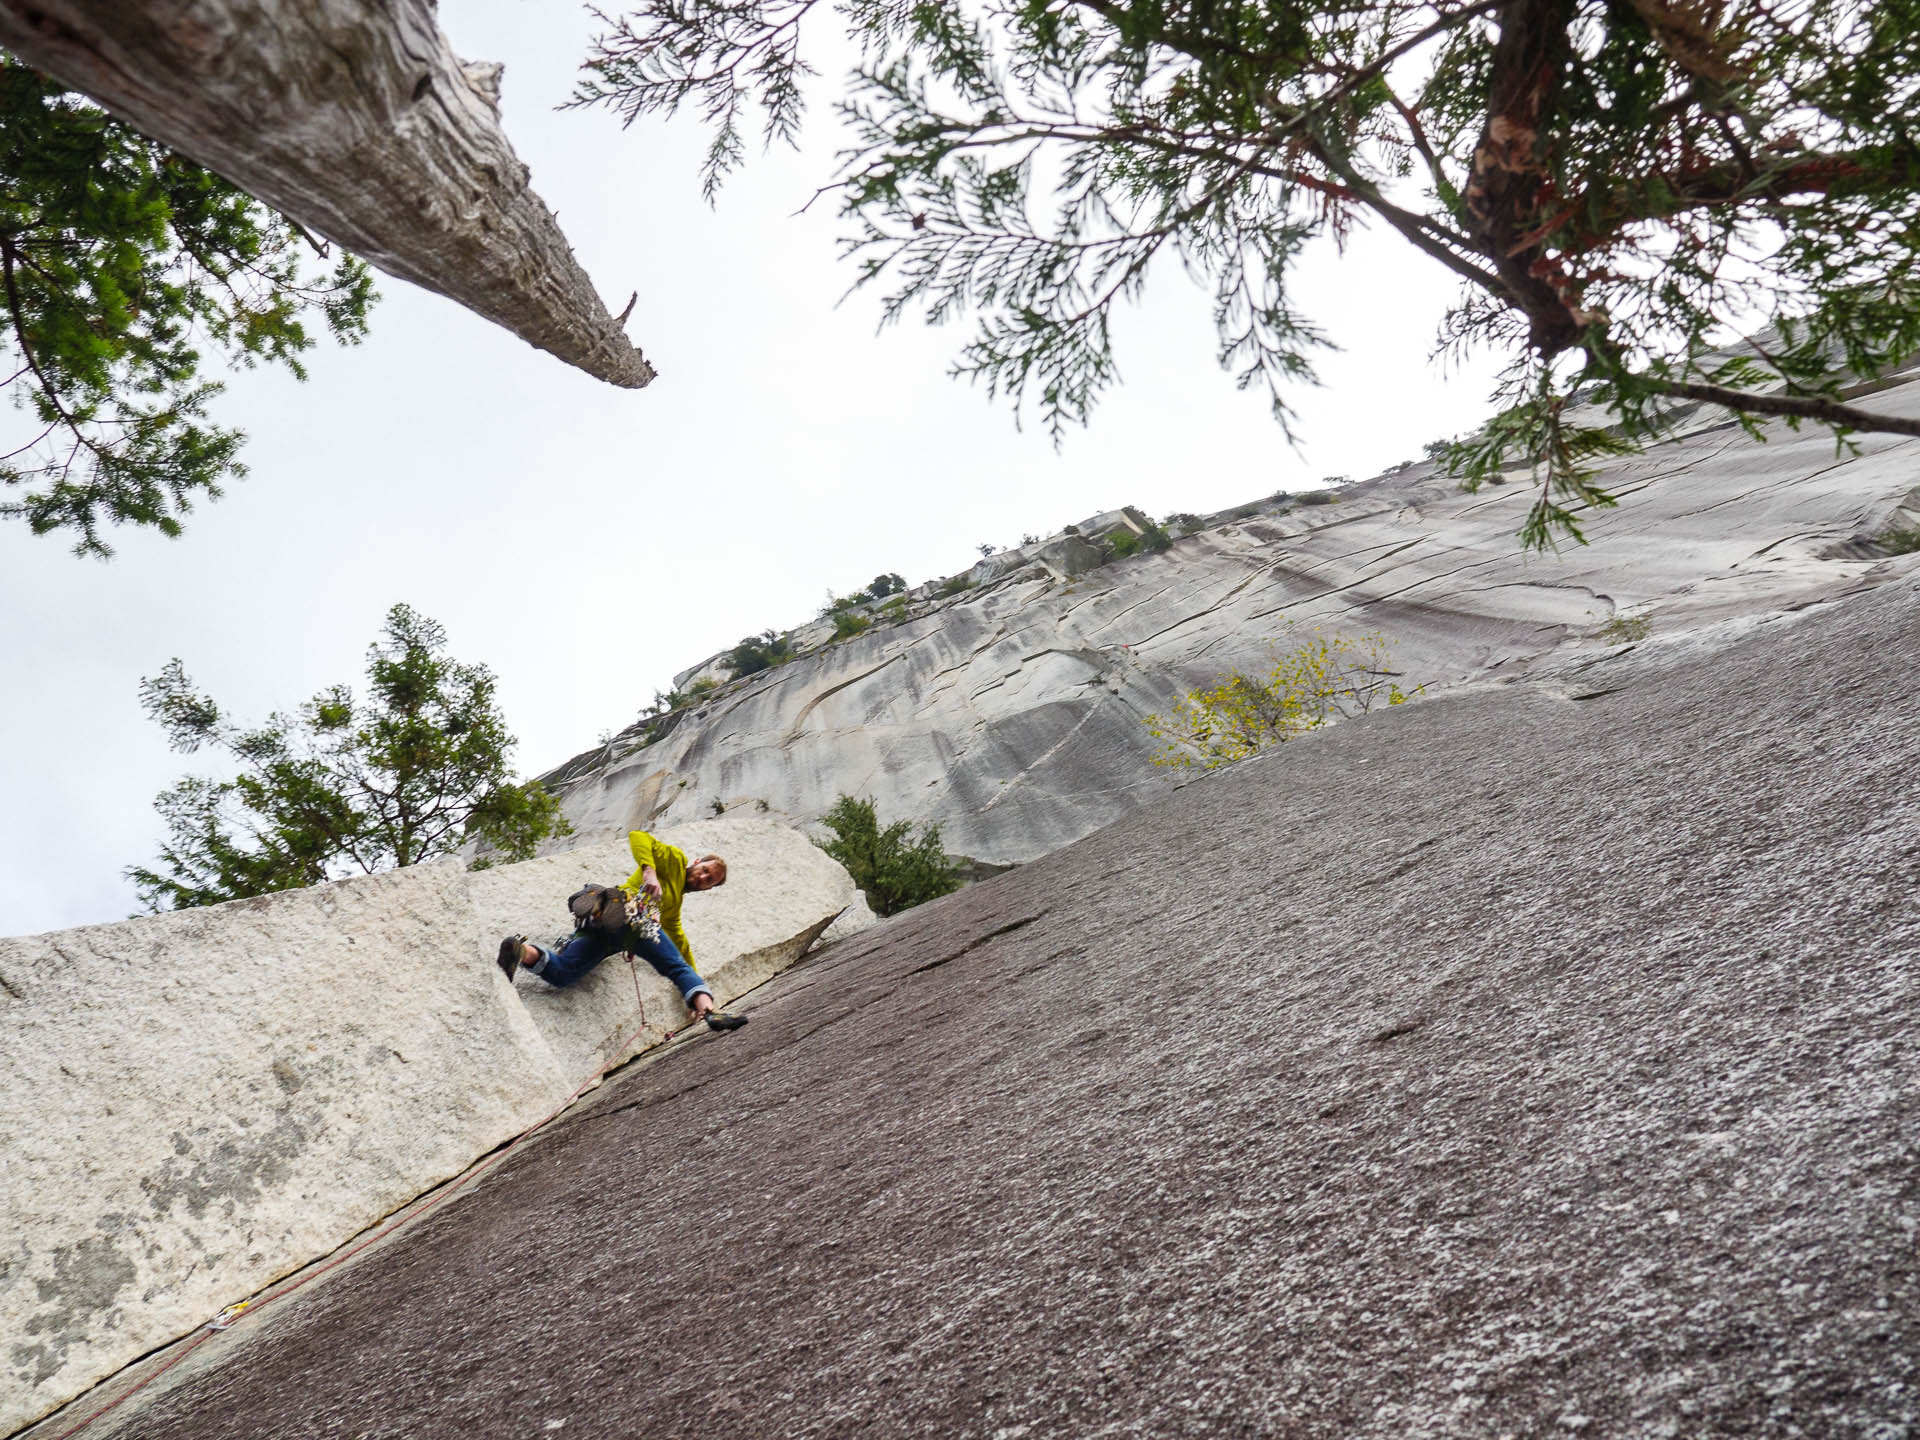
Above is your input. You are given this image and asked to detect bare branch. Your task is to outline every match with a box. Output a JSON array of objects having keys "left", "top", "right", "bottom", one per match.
[{"left": 1642, "top": 378, "right": 1920, "bottom": 438}]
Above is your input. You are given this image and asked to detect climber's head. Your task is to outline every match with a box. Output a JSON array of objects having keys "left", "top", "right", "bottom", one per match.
[{"left": 687, "top": 854, "right": 728, "bottom": 891}]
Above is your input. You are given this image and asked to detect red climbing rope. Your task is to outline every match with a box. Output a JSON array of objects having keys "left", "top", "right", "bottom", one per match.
[{"left": 48, "top": 955, "right": 688, "bottom": 1440}]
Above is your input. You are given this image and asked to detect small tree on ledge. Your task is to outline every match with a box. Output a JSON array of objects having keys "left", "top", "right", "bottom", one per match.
[
  {"left": 816, "top": 794, "right": 966, "bottom": 916},
  {"left": 130, "top": 604, "right": 570, "bottom": 911}
]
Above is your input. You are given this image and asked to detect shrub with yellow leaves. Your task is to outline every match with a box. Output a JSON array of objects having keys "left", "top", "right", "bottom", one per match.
[{"left": 1144, "top": 627, "right": 1417, "bottom": 770}]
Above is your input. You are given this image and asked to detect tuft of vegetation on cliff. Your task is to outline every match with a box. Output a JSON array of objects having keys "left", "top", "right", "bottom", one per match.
[
  {"left": 1146, "top": 626, "right": 1418, "bottom": 769},
  {"left": 816, "top": 794, "right": 965, "bottom": 916}
]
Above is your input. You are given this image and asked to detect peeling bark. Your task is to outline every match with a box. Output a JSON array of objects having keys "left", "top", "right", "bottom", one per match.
[
  {"left": 1463, "top": 0, "right": 1585, "bottom": 356},
  {"left": 0, "top": 0, "right": 655, "bottom": 387}
]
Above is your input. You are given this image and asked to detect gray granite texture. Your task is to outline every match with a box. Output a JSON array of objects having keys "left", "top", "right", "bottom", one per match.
[
  {"left": 0, "top": 819, "right": 859, "bottom": 1436},
  {"left": 65, "top": 554, "right": 1920, "bottom": 1439},
  {"left": 541, "top": 371, "right": 1920, "bottom": 872}
]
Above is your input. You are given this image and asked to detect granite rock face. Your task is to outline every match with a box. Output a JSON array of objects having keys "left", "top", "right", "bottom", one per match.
[
  {"left": 87, "top": 545, "right": 1920, "bottom": 1440},
  {"left": 543, "top": 372, "right": 1920, "bottom": 867},
  {"left": 0, "top": 818, "right": 857, "bottom": 1436},
  {"left": 468, "top": 817, "right": 867, "bottom": 1078}
]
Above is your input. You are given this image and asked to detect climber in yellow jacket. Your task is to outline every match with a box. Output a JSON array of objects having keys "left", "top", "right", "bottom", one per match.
[
  {"left": 620, "top": 830, "right": 715, "bottom": 972},
  {"left": 496, "top": 831, "right": 747, "bottom": 1033}
]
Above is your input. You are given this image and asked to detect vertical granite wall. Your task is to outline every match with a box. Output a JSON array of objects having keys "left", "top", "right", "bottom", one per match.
[{"left": 0, "top": 817, "right": 861, "bottom": 1435}]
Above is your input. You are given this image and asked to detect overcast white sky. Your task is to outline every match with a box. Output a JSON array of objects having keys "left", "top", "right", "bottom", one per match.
[{"left": 0, "top": 2, "right": 1505, "bottom": 936}]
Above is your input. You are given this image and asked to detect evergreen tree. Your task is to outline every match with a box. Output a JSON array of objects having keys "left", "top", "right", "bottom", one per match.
[
  {"left": 0, "top": 56, "right": 374, "bottom": 556},
  {"left": 575, "top": 0, "right": 1920, "bottom": 545},
  {"left": 727, "top": 627, "right": 795, "bottom": 675},
  {"left": 816, "top": 794, "right": 966, "bottom": 916},
  {"left": 130, "top": 605, "right": 569, "bottom": 911}
]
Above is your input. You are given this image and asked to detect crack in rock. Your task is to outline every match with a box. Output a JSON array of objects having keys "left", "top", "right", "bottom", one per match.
[{"left": 907, "top": 914, "right": 1047, "bottom": 975}]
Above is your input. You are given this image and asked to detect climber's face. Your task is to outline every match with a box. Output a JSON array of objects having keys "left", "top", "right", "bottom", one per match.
[{"left": 687, "top": 855, "right": 728, "bottom": 891}]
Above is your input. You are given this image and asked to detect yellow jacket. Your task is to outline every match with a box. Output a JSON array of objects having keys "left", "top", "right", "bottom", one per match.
[{"left": 622, "top": 830, "right": 698, "bottom": 971}]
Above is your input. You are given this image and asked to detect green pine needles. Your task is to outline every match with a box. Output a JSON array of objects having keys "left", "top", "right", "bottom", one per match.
[
  {"left": 0, "top": 57, "right": 375, "bottom": 556},
  {"left": 130, "top": 605, "right": 569, "bottom": 912},
  {"left": 815, "top": 794, "right": 966, "bottom": 916},
  {"left": 574, "top": 0, "right": 1920, "bottom": 546}
]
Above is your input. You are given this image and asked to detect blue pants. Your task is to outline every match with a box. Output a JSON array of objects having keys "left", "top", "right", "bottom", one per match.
[{"left": 531, "top": 927, "right": 711, "bottom": 1003}]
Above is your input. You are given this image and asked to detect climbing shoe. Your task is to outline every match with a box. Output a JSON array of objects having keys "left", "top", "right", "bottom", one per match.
[
  {"left": 704, "top": 1010, "right": 749, "bottom": 1033},
  {"left": 497, "top": 935, "right": 526, "bottom": 981}
]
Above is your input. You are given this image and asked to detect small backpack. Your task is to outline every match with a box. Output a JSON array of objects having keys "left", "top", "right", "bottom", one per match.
[
  {"left": 566, "top": 884, "right": 665, "bottom": 944},
  {"left": 568, "top": 884, "right": 631, "bottom": 937}
]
